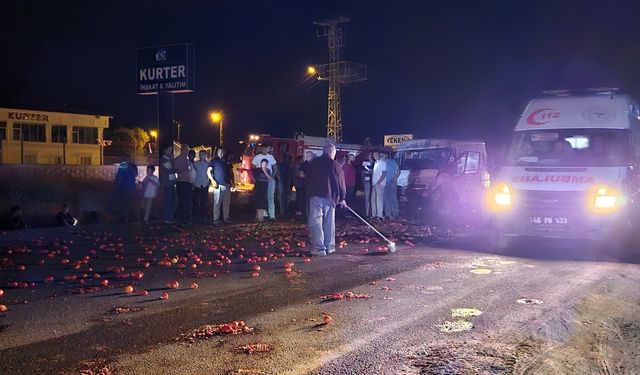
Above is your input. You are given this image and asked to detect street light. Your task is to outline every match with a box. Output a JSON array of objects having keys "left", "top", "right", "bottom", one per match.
[
  {"left": 147, "top": 129, "right": 158, "bottom": 163},
  {"left": 307, "top": 66, "right": 316, "bottom": 75},
  {"left": 209, "top": 111, "right": 224, "bottom": 146}
]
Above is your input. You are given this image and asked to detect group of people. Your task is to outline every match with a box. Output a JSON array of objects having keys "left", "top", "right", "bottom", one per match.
[
  {"left": 1, "top": 142, "right": 400, "bottom": 261},
  {"left": 248, "top": 143, "right": 402, "bottom": 257},
  {"left": 248, "top": 145, "right": 402, "bottom": 225},
  {"left": 362, "top": 150, "right": 400, "bottom": 220},
  {"left": 251, "top": 145, "right": 322, "bottom": 222},
  {"left": 157, "top": 144, "right": 234, "bottom": 225}
]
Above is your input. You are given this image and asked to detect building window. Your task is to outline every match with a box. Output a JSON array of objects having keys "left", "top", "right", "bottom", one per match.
[
  {"left": 52, "top": 125, "right": 67, "bottom": 143},
  {"left": 72, "top": 126, "right": 98, "bottom": 144},
  {"left": 24, "top": 155, "right": 37, "bottom": 164},
  {"left": 80, "top": 156, "right": 92, "bottom": 165},
  {"left": 14, "top": 123, "right": 46, "bottom": 142},
  {"left": 0, "top": 122, "right": 6, "bottom": 141}
]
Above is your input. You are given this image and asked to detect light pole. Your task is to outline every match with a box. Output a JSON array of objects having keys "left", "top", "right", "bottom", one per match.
[
  {"left": 148, "top": 129, "right": 158, "bottom": 163},
  {"left": 209, "top": 111, "right": 223, "bottom": 147}
]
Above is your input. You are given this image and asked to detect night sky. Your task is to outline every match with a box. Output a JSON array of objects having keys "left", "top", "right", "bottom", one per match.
[{"left": 1, "top": 0, "right": 640, "bottom": 151}]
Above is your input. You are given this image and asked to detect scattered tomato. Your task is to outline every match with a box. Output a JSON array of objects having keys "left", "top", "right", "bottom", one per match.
[
  {"left": 323, "top": 314, "right": 332, "bottom": 324},
  {"left": 166, "top": 280, "right": 180, "bottom": 289}
]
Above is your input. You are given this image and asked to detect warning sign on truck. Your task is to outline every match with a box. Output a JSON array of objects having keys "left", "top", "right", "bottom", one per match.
[{"left": 384, "top": 134, "right": 413, "bottom": 149}]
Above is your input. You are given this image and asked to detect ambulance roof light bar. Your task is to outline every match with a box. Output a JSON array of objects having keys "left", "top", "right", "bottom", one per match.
[{"left": 543, "top": 88, "right": 619, "bottom": 97}]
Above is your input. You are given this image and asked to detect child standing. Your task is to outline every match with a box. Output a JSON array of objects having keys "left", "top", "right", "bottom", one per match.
[{"left": 141, "top": 165, "right": 160, "bottom": 223}]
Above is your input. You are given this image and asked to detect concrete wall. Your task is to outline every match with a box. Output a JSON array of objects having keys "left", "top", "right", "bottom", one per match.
[
  {"left": 1, "top": 142, "right": 103, "bottom": 165},
  {"left": 0, "top": 164, "right": 152, "bottom": 183}
]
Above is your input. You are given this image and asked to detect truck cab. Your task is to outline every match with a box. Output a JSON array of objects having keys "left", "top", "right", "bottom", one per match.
[
  {"left": 488, "top": 90, "right": 640, "bottom": 247},
  {"left": 396, "top": 139, "right": 490, "bottom": 223}
]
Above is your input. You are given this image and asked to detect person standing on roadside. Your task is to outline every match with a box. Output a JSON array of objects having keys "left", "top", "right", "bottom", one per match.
[
  {"left": 187, "top": 149, "right": 197, "bottom": 218},
  {"left": 293, "top": 156, "right": 304, "bottom": 216},
  {"left": 362, "top": 152, "right": 375, "bottom": 217},
  {"left": 253, "top": 158, "right": 273, "bottom": 222},
  {"left": 342, "top": 153, "right": 357, "bottom": 208},
  {"left": 296, "top": 151, "right": 315, "bottom": 218},
  {"left": 159, "top": 144, "right": 178, "bottom": 224},
  {"left": 371, "top": 151, "right": 387, "bottom": 219},
  {"left": 383, "top": 151, "right": 401, "bottom": 219},
  {"left": 174, "top": 144, "right": 193, "bottom": 224},
  {"left": 192, "top": 150, "right": 210, "bottom": 220},
  {"left": 251, "top": 146, "right": 277, "bottom": 221},
  {"left": 208, "top": 148, "right": 233, "bottom": 223},
  {"left": 306, "top": 143, "right": 346, "bottom": 257},
  {"left": 140, "top": 165, "right": 160, "bottom": 223},
  {"left": 277, "top": 154, "right": 292, "bottom": 218},
  {"left": 113, "top": 154, "right": 138, "bottom": 222},
  {"left": 266, "top": 145, "right": 277, "bottom": 220}
]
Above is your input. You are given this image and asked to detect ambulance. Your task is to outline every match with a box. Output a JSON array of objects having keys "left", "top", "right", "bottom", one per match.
[{"left": 488, "top": 89, "right": 640, "bottom": 248}]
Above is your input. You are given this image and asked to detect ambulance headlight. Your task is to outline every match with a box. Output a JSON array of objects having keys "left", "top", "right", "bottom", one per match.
[
  {"left": 591, "top": 185, "right": 622, "bottom": 212},
  {"left": 487, "top": 182, "right": 513, "bottom": 211}
]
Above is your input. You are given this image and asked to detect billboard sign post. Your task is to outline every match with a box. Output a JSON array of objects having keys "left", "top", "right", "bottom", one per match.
[{"left": 137, "top": 43, "right": 194, "bottom": 187}]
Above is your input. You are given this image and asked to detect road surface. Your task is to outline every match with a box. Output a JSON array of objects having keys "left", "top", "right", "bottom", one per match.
[{"left": 0, "top": 220, "right": 639, "bottom": 374}]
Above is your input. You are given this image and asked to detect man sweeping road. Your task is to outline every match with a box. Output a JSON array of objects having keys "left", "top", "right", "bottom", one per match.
[{"left": 306, "top": 143, "right": 346, "bottom": 256}]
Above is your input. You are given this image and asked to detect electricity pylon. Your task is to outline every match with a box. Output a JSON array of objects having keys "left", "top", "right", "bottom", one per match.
[{"left": 313, "top": 17, "right": 367, "bottom": 142}]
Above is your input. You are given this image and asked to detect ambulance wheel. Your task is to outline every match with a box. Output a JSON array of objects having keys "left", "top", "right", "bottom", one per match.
[{"left": 489, "top": 228, "right": 513, "bottom": 254}]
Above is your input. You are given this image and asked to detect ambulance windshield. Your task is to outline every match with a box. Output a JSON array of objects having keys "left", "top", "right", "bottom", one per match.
[{"left": 507, "top": 129, "right": 633, "bottom": 167}]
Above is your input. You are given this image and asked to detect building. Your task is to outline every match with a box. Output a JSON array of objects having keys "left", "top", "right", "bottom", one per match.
[{"left": 0, "top": 107, "right": 110, "bottom": 165}]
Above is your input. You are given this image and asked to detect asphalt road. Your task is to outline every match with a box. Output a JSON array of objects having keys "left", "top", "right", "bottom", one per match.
[{"left": 0, "top": 219, "right": 639, "bottom": 375}]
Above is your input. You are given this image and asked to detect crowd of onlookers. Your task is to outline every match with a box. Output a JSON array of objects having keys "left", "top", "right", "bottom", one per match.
[
  {"left": 156, "top": 144, "right": 234, "bottom": 224},
  {"left": 0, "top": 143, "right": 403, "bottom": 231},
  {"left": 247, "top": 145, "right": 401, "bottom": 223}
]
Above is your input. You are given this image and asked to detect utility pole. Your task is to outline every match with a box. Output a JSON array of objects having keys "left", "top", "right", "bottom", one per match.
[
  {"left": 173, "top": 120, "right": 181, "bottom": 143},
  {"left": 314, "top": 17, "right": 367, "bottom": 142}
]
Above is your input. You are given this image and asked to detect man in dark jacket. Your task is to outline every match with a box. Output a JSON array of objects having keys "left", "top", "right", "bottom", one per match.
[
  {"left": 159, "top": 144, "right": 178, "bottom": 224},
  {"left": 113, "top": 155, "right": 138, "bottom": 222},
  {"left": 207, "top": 148, "right": 234, "bottom": 223},
  {"left": 306, "top": 143, "right": 346, "bottom": 256}
]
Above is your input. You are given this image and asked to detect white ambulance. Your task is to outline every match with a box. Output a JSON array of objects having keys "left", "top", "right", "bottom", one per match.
[{"left": 488, "top": 89, "right": 640, "bottom": 247}]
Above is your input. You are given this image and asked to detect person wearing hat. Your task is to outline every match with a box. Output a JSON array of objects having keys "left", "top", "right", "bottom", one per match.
[{"left": 306, "top": 143, "right": 347, "bottom": 256}]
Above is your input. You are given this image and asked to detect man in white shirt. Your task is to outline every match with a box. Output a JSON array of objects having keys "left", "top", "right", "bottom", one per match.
[
  {"left": 371, "top": 151, "right": 387, "bottom": 219},
  {"left": 251, "top": 146, "right": 277, "bottom": 220},
  {"left": 192, "top": 150, "right": 210, "bottom": 220}
]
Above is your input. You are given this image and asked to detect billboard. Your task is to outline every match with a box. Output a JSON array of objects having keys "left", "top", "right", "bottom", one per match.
[
  {"left": 137, "top": 43, "right": 195, "bottom": 95},
  {"left": 384, "top": 134, "right": 413, "bottom": 149}
]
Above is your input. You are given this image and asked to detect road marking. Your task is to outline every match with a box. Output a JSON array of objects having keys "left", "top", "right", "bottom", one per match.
[
  {"left": 451, "top": 308, "right": 482, "bottom": 318},
  {"left": 470, "top": 268, "right": 492, "bottom": 275},
  {"left": 517, "top": 298, "right": 544, "bottom": 305},
  {"left": 436, "top": 320, "right": 474, "bottom": 332}
]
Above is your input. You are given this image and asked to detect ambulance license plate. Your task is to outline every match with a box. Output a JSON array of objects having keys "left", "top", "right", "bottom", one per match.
[{"left": 530, "top": 216, "right": 568, "bottom": 225}]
